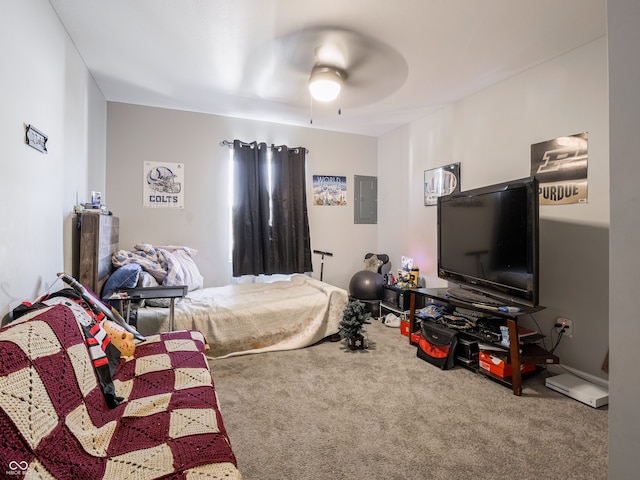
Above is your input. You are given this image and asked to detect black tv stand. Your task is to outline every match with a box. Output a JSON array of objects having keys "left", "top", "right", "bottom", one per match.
[
  {"left": 407, "top": 287, "right": 558, "bottom": 396},
  {"left": 445, "top": 287, "right": 502, "bottom": 306}
]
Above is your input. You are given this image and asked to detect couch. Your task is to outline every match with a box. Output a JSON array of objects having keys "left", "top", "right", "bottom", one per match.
[{"left": 0, "top": 297, "right": 242, "bottom": 479}]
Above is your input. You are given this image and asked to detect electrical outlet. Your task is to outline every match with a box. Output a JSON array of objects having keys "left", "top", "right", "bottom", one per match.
[{"left": 555, "top": 317, "right": 573, "bottom": 338}]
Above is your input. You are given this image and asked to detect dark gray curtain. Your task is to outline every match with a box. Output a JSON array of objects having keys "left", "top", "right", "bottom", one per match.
[
  {"left": 231, "top": 140, "right": 312, "bottom": 277},
  {"left": 231, "top": 141, "right": 268, "bottom": 276},
  {"left": 269, "top": 145, "right": 312, "bottom": 274}
]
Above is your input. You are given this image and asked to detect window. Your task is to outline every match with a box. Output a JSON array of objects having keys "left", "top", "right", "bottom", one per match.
[{"left": 229, "top": 140, "right": 312, "bottom": 277}]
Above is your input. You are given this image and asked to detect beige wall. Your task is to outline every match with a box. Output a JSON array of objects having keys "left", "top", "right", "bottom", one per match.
[
  {"left": 106, "top": 103, "right": 377, "bottom": 290},
  {"left": 378, "top": 37, "right": 610, "bottom": 382},
  {"left": 0, "top": 0, "right": 106, "bottom": 318}
]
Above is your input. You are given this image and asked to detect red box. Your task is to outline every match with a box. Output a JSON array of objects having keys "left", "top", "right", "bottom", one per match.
[
  {"left": 478, "top": 351, "right": 536, "bottom": 378},
  {"left": 400, "top": 320, "right": 410, "bottom": 337},
  {"left": 410, "top": 330, "right": 421, "bottom": 345}
]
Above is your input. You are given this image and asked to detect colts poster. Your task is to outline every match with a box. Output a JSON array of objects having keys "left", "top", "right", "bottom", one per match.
[
  {"left": 313, "top": 175, "right": 347, "bottom": 206},
  {"left": 143, "top": 161, "right": 184, "bottom": 208},
  {"left": 531, "top": 133, "right": 588, "bottom": 205}
]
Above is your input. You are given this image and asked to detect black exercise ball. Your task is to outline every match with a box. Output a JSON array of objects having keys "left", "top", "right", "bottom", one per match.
[{"left": 349, "top": 270, "right": 384, "bottom": 300}]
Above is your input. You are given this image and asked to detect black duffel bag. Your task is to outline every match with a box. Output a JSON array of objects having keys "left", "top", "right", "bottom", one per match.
[{"left": 416, "top": 321, "right": 458, "bottom": 370}]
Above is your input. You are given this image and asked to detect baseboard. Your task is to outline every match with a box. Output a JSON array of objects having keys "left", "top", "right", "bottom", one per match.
[{"left": 546, "top": 363, "right": 609, "bottom": 389}]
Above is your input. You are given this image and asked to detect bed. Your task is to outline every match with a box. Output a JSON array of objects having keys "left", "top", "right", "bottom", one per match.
[
  {"left": 134, "top": 274, "right": 347, "bottom": 358},
  {"left": 76, "top": 214, "right": 348, "bottom": 359}
]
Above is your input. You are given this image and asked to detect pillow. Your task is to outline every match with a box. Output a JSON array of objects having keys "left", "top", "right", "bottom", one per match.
[
  {"left": 138, "top": 270, "right": 160, "bottom": 288},
  {"left": 101, "top": 263, "right": 143, "bottom": 302},
  {"left": 157, "top": 245, "right": 204, "bottom": 291},
  {"left": 146, "top": 298, "right": 171, "bottom": 308},
  {"left": 138, "top": 271, "right": 171, "bottom": 308},
  {"left": 172, "top": 249, "right": 204, "bottom": 291},
  {"left": 364, "top": 254, "right": 383, "bottom": 272}
]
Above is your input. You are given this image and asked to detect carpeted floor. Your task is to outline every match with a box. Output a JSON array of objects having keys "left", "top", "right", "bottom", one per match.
[{"left": 209, "top": 319, "right": 608, "bottom": 480}]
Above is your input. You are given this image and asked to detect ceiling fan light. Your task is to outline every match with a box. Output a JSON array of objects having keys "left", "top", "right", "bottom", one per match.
[{"left": 308, "top": 67, "right": 343, "bottom": 102}]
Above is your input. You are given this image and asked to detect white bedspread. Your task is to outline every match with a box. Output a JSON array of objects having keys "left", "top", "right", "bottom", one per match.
[{"left": 135, "top": 274, "right": 348, "bottom": 358}]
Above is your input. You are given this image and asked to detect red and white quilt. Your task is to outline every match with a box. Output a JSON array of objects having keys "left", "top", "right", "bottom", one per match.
[{"left": 0, "top": 303, "right": 241, "bottom": 479}]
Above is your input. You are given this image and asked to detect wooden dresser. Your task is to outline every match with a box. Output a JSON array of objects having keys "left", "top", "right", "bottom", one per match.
[{"left": 75, "top": 213, "right": 119, "bottom": 294}]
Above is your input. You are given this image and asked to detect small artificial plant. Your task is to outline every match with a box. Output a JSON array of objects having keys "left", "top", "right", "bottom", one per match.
[{"left": 338, "top": 300, "right": 372, "bottom": 340}]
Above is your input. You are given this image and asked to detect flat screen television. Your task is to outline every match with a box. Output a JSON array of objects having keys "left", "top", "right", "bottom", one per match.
[{"left": 437, "top": 176, "right": 539, "bottom": 307}]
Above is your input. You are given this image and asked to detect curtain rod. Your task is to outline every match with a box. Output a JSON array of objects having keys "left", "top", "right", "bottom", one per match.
[{"left": 220, "top": 140, "right": 308, "bottom": 154}]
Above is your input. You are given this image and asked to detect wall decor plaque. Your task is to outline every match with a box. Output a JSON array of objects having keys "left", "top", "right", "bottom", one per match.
[{"left": 25, "top": 124, "right": 48, "bottom": 153}]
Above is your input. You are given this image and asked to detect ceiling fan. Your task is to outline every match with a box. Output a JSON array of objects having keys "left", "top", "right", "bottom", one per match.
[{"left": 252, "top": 26, "right": 409, "bottom": 112}]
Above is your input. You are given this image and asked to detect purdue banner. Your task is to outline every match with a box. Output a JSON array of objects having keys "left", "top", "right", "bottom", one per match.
[
  {"left": 143, "top": 161, "right": 184, "bottom": 208},
  {"left": 531, "top": 133, "right": 588, "bottom": 205}
]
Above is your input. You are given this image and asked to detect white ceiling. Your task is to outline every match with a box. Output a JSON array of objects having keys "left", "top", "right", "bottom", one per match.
[{"left": 50, "top": 0, "right": 607, "bottom": 137}]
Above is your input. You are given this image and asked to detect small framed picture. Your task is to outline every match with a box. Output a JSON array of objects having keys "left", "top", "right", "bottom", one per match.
[{"left": 424, "top": 163, "right": 460, "bottom": 206}]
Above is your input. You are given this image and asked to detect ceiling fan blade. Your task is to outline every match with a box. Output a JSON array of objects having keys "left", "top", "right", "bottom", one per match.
[
  {"left": 274, "top": 26, "right": 377, "bottom": 73},
  {"left": 249, "top": 25, "right": 408, "bottom": 108}
]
